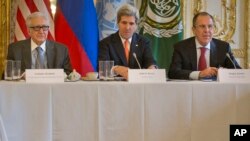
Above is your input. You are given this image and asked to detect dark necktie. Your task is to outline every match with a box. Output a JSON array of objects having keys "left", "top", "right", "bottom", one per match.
[
  {"left": 36, "top": 47, "right": 45, "bottom": 69},
  {"left": 198, "top": 47, "right": 207, "bottom": 71}
]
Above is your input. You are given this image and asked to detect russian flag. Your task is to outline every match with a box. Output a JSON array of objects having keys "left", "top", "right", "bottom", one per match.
[{"left": 54, "top": 0, "right": 99, "bottom": 76}]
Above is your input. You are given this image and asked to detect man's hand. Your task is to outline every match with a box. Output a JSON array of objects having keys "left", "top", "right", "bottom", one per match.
[
  {"left": 199, "top": 67, "right": 218, "bottom": 79},
  {"left": 20, "top": 72, "right": 26, "bottom": 80},
  {"left": 113, "top": 64, "right": 157, "bottom": 80},
  {"left": 147, "top": 65, "right": 157, "bottom": 69},
  {"left": 113, "top": 66, "right": 129, "bottom": 80}
]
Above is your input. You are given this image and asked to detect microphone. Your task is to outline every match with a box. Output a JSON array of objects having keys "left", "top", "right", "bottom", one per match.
[
  {"left": 226, "top": 53, "right": 236, "bottom": 69},
  {"left": 133, "top": 52, "right": 141, "bottom": 69}
]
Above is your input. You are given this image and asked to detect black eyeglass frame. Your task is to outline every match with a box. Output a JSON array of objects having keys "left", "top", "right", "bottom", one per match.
[{"left": 29, "top": 25, "right": 50, "bottom": 31}]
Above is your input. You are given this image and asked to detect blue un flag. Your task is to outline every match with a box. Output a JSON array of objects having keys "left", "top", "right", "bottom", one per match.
[{"left": 96, "top": 0, "right": 135, "bottom": 40}]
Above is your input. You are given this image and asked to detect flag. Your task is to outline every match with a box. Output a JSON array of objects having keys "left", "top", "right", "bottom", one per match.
[
  {"left": 14, "top": 0, "right": 54, "bottom": 41},
  {"left": 96, "top": 0, "right": 135, "bottom": 40},
  {"left": 138, "top": 0, "right": 183, "bottom": 72},
  {"left": 55, "top": 0, "right": 99, "bottom": 76}
]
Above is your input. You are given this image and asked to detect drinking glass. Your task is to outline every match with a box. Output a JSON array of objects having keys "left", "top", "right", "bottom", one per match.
[{"left": 99, "top": 60, "right": 114, "bottom": 80}]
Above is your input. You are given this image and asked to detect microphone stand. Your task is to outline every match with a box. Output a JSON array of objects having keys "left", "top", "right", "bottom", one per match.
[
  {"left": 133, "top": 53, "right": 142, "bottom": 69},
  {"left": 226, "top": 53, "right": 236, "bottom": 69}
]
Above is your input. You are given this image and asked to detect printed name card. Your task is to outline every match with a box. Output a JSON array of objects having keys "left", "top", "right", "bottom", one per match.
[
  {"left": 218, "top": 69, "right": 250, "bottom": 82},
  {"left": 128, "top": 69, "right": 166, "bottom": 83},
  {"left": 26, "top": 69, "right": 65, "bottom": 83}
]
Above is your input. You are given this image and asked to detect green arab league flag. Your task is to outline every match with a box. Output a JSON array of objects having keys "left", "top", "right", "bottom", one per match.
[{"left": 138, "top": 0, "right": 183, "bottom": 72}]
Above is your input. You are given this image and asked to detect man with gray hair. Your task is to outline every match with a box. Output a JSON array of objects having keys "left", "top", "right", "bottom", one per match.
[
  {"left": 168, "top": 12, "right": 240, "bottom": 80},
  {"left": 98, "top": 4, "right": 157, "bottom": 79},
  {"left": 7, "top": 12, "right": 72, "bottom": 75}
]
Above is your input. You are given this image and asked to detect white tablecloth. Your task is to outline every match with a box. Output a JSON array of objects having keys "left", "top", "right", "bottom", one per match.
[
  {"left": 0, "top": 81, "right": 250, "bottom": 141},
  {"left": 0, "top": 114, "right": 8, "bottom": 141}
]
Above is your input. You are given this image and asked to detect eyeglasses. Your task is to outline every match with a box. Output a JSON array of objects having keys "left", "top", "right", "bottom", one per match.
[
  {"left": 195, "top": 24, "right": 214, "bottom": 30},
  {"left": 29, "top": 25, "right": 49, "bottom": 31}
]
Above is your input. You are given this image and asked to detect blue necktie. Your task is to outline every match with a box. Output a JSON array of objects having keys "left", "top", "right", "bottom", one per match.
[{"left": 36, "top": 47, "right": 45, "bottom": 69}]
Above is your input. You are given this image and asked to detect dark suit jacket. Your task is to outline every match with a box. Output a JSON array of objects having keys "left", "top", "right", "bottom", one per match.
[
  {"left": 7, "top": 38, "right": 72, "bottom": 75},
  {"left": 98, "top": 31, "right": 156, "bottom": 68},
  {"left": 168, "top": 37, "right": 241, "bottom": 79}
]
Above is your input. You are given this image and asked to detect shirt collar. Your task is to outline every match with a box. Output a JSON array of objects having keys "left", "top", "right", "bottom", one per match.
[
  {"left": 195, "top": 38, "right": 210, "bottom": 50},
  {"left": 119, "top": 34, "right": 132, "bottom": 44},
  {"left": 31, "top": 39, "right": 46, "bottom": 51}
]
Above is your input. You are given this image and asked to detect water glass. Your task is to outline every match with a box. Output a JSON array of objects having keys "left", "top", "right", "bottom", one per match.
[
  {"left": 4, "top": 60, "right": 21, "bottom": 80},
  {"left": 12, "top": 60, "right": 21, "bottom": 80},
  {"left": 4, "top": 60, "right": 13, "bottom": 80},
  {"left": 99, "top": 60, "right": 114, "bottom": 80}
]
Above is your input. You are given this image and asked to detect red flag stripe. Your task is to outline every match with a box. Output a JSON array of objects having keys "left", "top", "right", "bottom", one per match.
[
  {"left": 16, "top": 8, "right": 29, "bottom": 39},
  {"left": 25, "top": 0, "right": 39, "bottom": 12},
  {"left": 14, "top": 22, "right": 25, "bottom": 42},
  {"left": 43, "top": 0, "right": 53, "bottom": 18},
  {"left": 47, "top": 32, "right": 54, "bottom": 40}
]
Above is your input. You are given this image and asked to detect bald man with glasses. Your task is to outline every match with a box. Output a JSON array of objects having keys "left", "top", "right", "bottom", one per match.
[{"left": 7, "top": 12, "right": 72, "bottom": 75}]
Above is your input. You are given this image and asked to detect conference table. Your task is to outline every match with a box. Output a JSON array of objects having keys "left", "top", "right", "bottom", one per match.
[{"left": 0, "top": 80, "right": 250, "bottom": 141}]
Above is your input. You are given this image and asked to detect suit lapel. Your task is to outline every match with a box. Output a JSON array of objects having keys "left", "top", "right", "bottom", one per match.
[
  {"left": 46, "top": 41, "right": 55, "bottom": 68},
  {"left": 189, "top": 38, "right": 198, "bottom": 70},
  {"left": 209, "top": 39, "right": 216, "bottom": 67},
  {"left": 22, "top": 39, "right": 32, "bottom": 69},
  {"left": 129, "top": 34, "right": 138, "bottom": 67},
  {"left": 113, "top": 32, "right": 128, "bottom": 66}
]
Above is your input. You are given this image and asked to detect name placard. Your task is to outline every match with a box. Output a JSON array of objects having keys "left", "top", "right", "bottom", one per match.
[
  {"left": 218, "top": 69, "right": 250, "bottom": 82},
  {"left": 128, "top": 69, "right": 166, "bottom": 83},
  {"left": 26, "top": 69, "right": 65, "bottom": 83}
]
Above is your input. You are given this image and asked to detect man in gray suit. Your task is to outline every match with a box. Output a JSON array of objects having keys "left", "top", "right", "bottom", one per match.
[
  {"left": 7, "top": 12, "right": 72, "bottom": 75},
  {"left": 98, "top": 4, "right": 157, "bottom": 79},
  {"left": 168, "top": 12, "right": 241, "bottom": 80}
]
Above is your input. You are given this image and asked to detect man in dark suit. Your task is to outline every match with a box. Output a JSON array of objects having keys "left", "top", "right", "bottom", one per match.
[
  {"left": 7, "top": 12, "right": 72, "bottom": 75},
  {"left": 98, "top": 4, "right": 156, "bottom": 79},
  {"left": 168, "top": 12, "right": 240, "bottom": 80}
]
